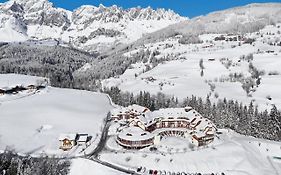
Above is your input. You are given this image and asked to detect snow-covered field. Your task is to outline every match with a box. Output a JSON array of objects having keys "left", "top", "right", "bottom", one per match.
[
  {"left": 0, "top": 74, "right": 113, "bottom": 157},
  {"left": 102, "top": 24, "right": 281, "bottom": 111}
]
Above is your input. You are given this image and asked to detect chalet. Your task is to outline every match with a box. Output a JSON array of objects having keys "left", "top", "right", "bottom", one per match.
[{"left": 59, "top": 133, "right": 77, "bottom": 151}]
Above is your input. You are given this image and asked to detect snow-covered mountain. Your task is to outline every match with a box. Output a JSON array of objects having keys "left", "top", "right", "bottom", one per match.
[
  {"left": 111, "top": 3, "right": 281, "bottom": 53},
  {"left": 0, "top": 0, "right": 186, "bottom": 52},
  {"left": 100, "top": 23, "right": 281, "bottom": 111},
  {"left": 75, "top": 3, "right": 281, "bottom": 111}
]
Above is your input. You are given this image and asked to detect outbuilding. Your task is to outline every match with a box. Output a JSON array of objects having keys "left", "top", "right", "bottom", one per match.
[{"left": 77, "top": 134, "right": 89, "bottom": 146}]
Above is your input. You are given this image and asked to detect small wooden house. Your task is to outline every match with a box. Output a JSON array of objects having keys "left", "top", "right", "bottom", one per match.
[{"left": 59, "top": 133, "right": 77, "bottom": 151}]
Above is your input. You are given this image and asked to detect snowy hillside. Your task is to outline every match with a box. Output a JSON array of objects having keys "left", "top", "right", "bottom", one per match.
[
  {"left": 129, "top": 3, "right": 281, "bottom": 47},
  {"left": 0, "top": 74, "right": 113, "bottom": 157},
  {"left": 102, "top": 23, "right": 281, "bottom": 110},
  {"left": 0, "top": 0, "right": 186, "bottom": 52}
]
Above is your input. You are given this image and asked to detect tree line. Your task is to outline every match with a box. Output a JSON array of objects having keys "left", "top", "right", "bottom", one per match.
[{"left": 0, "top": 150, "right": 70, "bottom": 175}]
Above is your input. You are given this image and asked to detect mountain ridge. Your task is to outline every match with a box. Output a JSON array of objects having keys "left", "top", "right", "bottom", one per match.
[
  {"left": 101, "top": 2, "right": 281, "bottom": 57},
  {"left": 0, "top": 0, "right": 186, "bottom": 52}
]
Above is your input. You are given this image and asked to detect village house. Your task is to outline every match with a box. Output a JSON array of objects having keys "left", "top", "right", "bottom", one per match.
[{"left": 59, "top": 133, "right": 77, "bottom": 151}]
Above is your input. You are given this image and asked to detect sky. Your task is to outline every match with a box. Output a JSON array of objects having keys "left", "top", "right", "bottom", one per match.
[{"left": 1, "top": 0, "right": 280, "bottom": 17}]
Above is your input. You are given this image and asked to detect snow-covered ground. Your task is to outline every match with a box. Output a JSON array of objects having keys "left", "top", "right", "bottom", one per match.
[
  {"left": 100, "top": 130, "right": 281, "bottom": 175},
  {"left": 0, "top": 74, "right": 280, "bottom": 175},
  {"left": 99, "top": 105, "right": 281, "bottom": 175},
  {"left": 69, "top": 158, "right": 126, "bottom": 175},
  {"left": 102, "top": 23, "right": 281, "bottom": 111},
  {"left": 0, "top": 74, "right": 113, "bottom": 157}
]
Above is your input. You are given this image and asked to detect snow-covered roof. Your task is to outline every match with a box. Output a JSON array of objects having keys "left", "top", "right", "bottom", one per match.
[
  {"left": 77, "top": 134, "right": 88, "bottom": 142},
  {"left": 118, "top": 127, "right": 154, "bottom": 141},
  {"left": 111, "top": 104, "right": 150, "bottom": 115},
  {"left": 153, "top": 127, "right": 191, "bottom": 134},
  {"left": 59, "top": 133, "right": 77, "bottom": 141},
  {"left": 113, "top": 105, "right": 216, "bottom": 140},
  {"left": 193, "top": 131, "right": 208, "bottom": 138},
  {"left": 150, "top": 107, "right": 200, "bottom": 121}
]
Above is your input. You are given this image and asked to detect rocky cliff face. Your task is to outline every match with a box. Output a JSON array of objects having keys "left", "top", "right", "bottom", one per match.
[{"left": 0, "top": 0, "right": 186, "bottom": 53}]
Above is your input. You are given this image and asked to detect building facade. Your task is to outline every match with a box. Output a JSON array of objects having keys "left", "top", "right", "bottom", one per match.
[{"left": 113, "top": 106, "right": 216, "bottom": 149}]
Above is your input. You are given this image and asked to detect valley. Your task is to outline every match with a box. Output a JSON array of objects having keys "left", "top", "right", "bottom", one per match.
[{"left": 0, "top": 0, "right": 281, "bottom": 175}]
